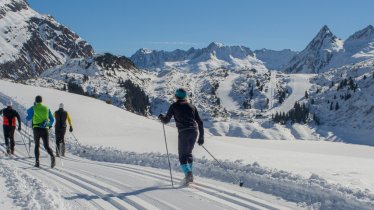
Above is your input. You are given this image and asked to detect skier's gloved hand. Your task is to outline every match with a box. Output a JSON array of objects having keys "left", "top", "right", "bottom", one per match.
[
  {"left": 69, "top": 126, "right": 73, "bottom": 132},
  {"left": 158, "top": 114, "right": 164, "bottom": 120},
  {"left": 197, "top": 137, "right": 204, "bottom": 146}
]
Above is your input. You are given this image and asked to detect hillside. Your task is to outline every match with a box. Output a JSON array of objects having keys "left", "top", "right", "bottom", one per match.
[
  {"left": 303, "top": 59, "right": 374, "bottom": 145},
  {"left": 1, "top": 80, "right": 374, "bottom": 209},
  {"left": 0, "top": 0, "right": 93, "bottom": 79}
]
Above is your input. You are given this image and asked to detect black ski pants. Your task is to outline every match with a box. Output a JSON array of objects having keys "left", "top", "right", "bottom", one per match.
[
  {"left": 55, "top": 128, "right": 66, "bottom": 154},
  {"left": 33, "top": 127, "right": 54, "bottom": 161},
  {"left": 178, "top": 128, "right": 198, "bottom": 165},
  {"left": 3, "top": 125, "right": 15, "bottom": 151}
]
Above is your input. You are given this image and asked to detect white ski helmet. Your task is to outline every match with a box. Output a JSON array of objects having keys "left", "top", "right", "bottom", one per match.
[
  {"left": 6, "top": 101, "right": 12, "bottom": 107},
  {"left": 59, "top": 103, "right": 64, "bottom": 109}
]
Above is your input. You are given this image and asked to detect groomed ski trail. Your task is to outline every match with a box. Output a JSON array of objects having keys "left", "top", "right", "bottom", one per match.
[
  {"left": 271, "top": 74, "right": 315, "bottom": 114},
  {"left": 0, "top": 128, "right": 298, "bottom": 210},
  {"left": 216, "top": 73, "right": 241, "bottom": 111}
]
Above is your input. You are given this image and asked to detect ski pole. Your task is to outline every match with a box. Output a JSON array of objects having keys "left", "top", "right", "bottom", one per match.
[
  {"left": 201, "top": 145, "right": 244, "bottom": 187},
  {"left": 70, "top": 132, "right": 86, "bottom": 153},
  {"left": 27, "top": 124, "right": 32, "bottom": 153},
  {"left": 18, "top": 129, "right": 31, "bottom": 158},
  {"left": 162, "top": 124, "right": 174, "bottom": 188}
]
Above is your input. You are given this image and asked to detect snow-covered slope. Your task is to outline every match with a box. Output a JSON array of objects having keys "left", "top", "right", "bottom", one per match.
[
  {"left": 271, "top": 74, "right": 315, "bottom": 113},
  {"left": 131, "top": 42, "right": 268, "bottom": 72},
  {"left": 344, "top": 25, "right": 374, "bottom": 58},
  {"left": 26, "top": 53, "right": 152, "bottom": 113},
  {"left": 303, "top": 59, "right": 374, "bottom": 145},
  {"left": 284, "top": 26, "right": 344, "bottom": 73},
  {"left": 328, "top": 25, "right": 374, "bottom": 68},
  {"left": 1, "top": 80, "right": 374, "bottom": 209},
  {"left": 0, "top": 0, "right": 93, "bottom": 79},
  {"left": 254, "top": 49, "right": 298, "bottom": 70}
]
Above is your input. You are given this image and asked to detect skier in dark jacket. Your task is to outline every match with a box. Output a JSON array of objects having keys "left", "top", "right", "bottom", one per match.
[
  {"left": 53, "top": 103, "right": 73, "bottom": 157},
  {"left": 26, "top": 95, "right": 55, "bottom": 168},
  {"left": 0, "top": 101, "right": 21, "bottom": 155},
  {"left": 159, "top": 88, "right": 204, "bottom": 185}
]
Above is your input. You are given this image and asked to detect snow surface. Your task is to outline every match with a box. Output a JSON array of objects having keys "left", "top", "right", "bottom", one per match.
[
  {"left": 1, "top": 80, "right": 374, "bottom": 209},
  {"left": 304, "top": 58, "right": 374, "bottom": 146},
  {"left": 216, "top": 73, "right": 240, "bottom": 111},
  {"left": 272, "top": 74, "right": 316, "bottom": 113},
  {"left": 0, "top": 158, "right": 67, "bottom": 209},
  {"left": 0, "top": 170, "right": 19, "bottom": 209}
]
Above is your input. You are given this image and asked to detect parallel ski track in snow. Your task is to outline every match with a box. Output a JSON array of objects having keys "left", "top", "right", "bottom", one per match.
[
  {"left": 62, "top": 156, "right": 278, "bottom": 210},
  {"left": 0, "top": 129, "right": 290, "bottom": 210}
]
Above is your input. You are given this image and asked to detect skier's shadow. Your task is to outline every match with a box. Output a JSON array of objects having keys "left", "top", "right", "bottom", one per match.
[
  {"left": 65, "top": 185, "right": 173, "bottom": 201},
  {"left": 65, "top": 193, "right": 100, "bottom": 201},
  {"left": 117, "top": 185, "right": 172, "bottom": 197}
]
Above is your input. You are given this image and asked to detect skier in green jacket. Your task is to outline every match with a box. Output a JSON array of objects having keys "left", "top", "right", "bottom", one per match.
[{"left": 26, "top": 95, "right": 55, "bottom": 168}]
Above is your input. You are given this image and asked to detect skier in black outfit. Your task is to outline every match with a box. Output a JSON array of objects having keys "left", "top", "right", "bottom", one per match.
[
  {"left": 0, "top": 101, "right": 21, "bottom": 155},
  {"left": 159, "top": 88, "right": 204, "bottom": 185},
  {"left": 53, "top": 103, "right": 73, "bottom": 157}
]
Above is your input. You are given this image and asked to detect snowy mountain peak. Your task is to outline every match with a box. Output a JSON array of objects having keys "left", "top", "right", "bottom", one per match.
[
  {"left": 319, "top": 25, "right": 332, "bottom": 35},
  {"left": 137, "top": 48, "right": 153, "bottom": 54},
  {"left": 347, "top": 25, "right": 374, "bottom": 41},
  {"left": 207, "top": 41, "right": 225, "bottom": 49},
  {"left": 0, "top": 0, "right": 94, "bottom": 80},
  {"left": 284, "top": 26, "right": 343, "bottom": 73},
  {"left": 308, "top": 25, "right": 341, "bottom": 51},
  {"left": 339, "top": 25, "right": 374, "bottom": 61}
]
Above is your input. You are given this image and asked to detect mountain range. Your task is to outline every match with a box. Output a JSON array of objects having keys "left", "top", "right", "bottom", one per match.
[
  {"left": 130, "top": 42, "right": 269, "bottom": 72},
  {"left": 284, "top": 25, "right": 374, "bottom": 73},
  {"left": 1, "top": 0, "right": 373, "bottom": 77},
  {"left": 130, "top": 25, "right": 374, "bottom": 74},
  {"left": 1, "top": 0, "right": 374, "bottom": 143}
]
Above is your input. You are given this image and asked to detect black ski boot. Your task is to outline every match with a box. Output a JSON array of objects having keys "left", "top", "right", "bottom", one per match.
[
  {"left": 187, "top": 171, "right": 194, "bottom": 183},
  {"left": 35, "top": 161, "right": 40, "bottom": 168},
  {"left": 6, "top": 146, "right": 10, "bottom": 155},
  {"left": 51, "top": 156, "right": 56, "bottom": 168}
]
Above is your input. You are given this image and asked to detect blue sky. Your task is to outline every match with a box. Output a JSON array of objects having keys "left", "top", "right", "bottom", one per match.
[{"left": 28, "top": 0, "right": 374, "bottom": 56}]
